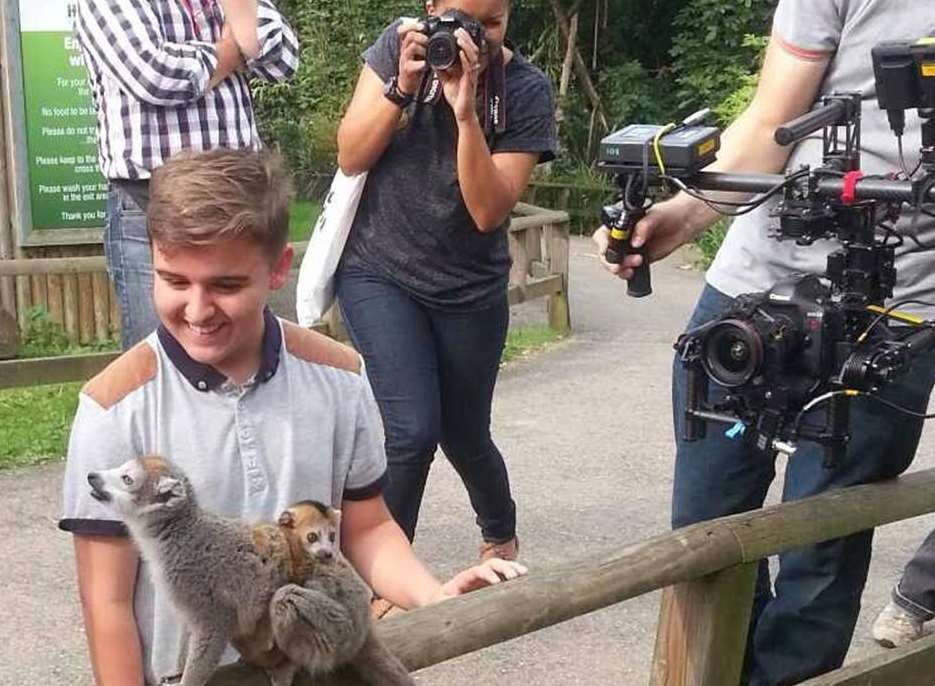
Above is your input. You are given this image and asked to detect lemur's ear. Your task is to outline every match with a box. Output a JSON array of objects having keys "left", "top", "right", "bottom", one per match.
[
  {"left": 278, "top": 510, "right": 295, "bottom": 528},
  {"left": 154, "top": 476, "right": 184, "bottom": 503},
  {"left": 332, "top": 508, "right": 342, "bottom": 528}
]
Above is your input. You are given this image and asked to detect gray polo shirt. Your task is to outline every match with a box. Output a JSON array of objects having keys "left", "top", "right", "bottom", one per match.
[
  {"left": 708, "top": 0, "right": 935, "bottom": 318},
  {"left": 59, "top": 309, "right": 386, "bottom": 684}
]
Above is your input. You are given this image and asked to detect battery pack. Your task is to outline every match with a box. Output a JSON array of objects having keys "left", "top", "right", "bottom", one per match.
[{"left": 598, "top": 124, "right": 720, "bottom": 173}]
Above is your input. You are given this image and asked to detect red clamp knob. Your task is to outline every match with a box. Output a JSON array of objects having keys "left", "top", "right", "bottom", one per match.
[{"left": 841, "top": 171, "right": 864, "bottom": 205}]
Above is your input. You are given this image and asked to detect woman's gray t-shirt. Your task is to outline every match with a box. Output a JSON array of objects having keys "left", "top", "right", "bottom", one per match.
[{"left": 341, "top": 20, "right": 557, "bottom": 310}]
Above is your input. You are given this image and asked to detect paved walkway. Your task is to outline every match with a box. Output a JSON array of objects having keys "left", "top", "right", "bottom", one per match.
[{"left": 2, "top": 236, "right": 934, "bottom": 685}]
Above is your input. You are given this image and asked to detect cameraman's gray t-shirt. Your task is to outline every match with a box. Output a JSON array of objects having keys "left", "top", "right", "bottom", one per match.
[
  {"left": 707, "top": 0, "right": 935, "bottom": 318},
  {"left": 341, "top": 20, "right": 556, "bottom": 310}
]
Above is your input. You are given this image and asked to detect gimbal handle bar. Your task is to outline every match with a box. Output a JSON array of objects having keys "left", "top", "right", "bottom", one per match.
[{"left": 692, "top": 171, "right": 932, "bottom": 204}]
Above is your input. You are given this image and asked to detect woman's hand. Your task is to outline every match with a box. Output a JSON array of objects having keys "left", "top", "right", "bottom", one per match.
[
  {"left": 397, "top": 20, "right": 428, "bottom": 97},
  {"left": 437, "top": 28, "right": 482, "bottom": 123}
]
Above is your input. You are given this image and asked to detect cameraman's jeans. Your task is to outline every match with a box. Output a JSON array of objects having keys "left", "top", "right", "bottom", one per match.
[
  {"left": 336, "top": 267, "right": 516, "bottom": 544},
  {"left": 672, "top": 284, "right": 935, "bottom": 686},
  {"left": 104, "top": 183, "right": 158, "bottom": 349},
  {"left": 893, "top": 529, "right": 935, "bottom": 622}
]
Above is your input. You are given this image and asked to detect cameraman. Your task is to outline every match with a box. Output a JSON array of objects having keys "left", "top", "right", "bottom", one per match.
[
  {"left": 334, "top": 0, "right": 555, "bottom": 612},
  {"left": 594, "top": 1, "right": 935, "bottom": 684}
]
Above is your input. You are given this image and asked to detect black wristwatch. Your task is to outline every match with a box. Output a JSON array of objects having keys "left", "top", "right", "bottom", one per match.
[{"left": 383, "top": 76, "right": 413, "bottom": 108}]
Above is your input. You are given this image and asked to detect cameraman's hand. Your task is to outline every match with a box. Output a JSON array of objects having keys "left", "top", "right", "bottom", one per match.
[
  {"left": 437, "top": 28, "right": 481, "bottom": 123},
  {"left": 397, "top": 21, "right": 428, "bottom": 97},
  {"left": 592, "top": 198, "right": 696, "bottom": 280}
]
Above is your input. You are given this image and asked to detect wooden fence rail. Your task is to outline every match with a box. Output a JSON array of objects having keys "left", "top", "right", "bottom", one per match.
[
  {"left": 203, "top": 468, "right": 935, "bottom": 686},
  {"left": 0, "top": 204, "right": 570, "bottom": 388}
]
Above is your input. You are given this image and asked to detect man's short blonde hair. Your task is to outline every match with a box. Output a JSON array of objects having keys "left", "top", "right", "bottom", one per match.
[{"left": 147, "top": 148, "right": 293, "bottom": 260}]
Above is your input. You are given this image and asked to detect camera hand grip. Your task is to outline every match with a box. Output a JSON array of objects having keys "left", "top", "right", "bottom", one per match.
[
  {"left": 604, "top": 211, "right": 653, "bottom": 298},
  {"left": 627, "top": 254, "right": 652, "bottom": 298}
]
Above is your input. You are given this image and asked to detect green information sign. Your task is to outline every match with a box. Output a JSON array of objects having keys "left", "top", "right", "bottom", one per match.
[{"left": 18, "top": 0, "right": 106, "bottom": 232}]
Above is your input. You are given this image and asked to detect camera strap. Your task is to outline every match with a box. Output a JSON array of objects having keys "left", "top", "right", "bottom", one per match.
[
  {"left": 480, "top": 49, "right": 508, "bottom": 143},
  {"left": 413, "top": 50, "right": 507, "bottom": 145}
]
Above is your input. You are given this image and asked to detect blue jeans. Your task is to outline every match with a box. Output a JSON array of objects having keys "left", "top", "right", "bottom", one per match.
[
  {"left": 336, "top": 267, "right": 516, "bottom": 543},
  {"left": 672, "top": 284, "right": 935, "bottom": 686},
  {"left": 104, "top": 183, "right": 158, "bottom": 350}
]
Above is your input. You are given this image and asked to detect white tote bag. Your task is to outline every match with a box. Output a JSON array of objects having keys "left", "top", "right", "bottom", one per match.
[{"left": 295, "top": 170, "right": 368, "bottom": 327}]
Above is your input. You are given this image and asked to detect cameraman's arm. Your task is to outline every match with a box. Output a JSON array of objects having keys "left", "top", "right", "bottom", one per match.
[
  {"left": 457, "top": 116, "right": 538, "bottom": 232},
  {"left": 599, "top": 35, "right": 833, "bottom": 276},
  {"left": 667, "top": 35, "right": 833, "bottom": 237}
]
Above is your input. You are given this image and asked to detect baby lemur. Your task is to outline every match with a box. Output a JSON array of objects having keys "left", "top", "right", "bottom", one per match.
[
  {"left": 270, "top": 500, "right": 416, "bottom": 686},
  {"left": 88, "top": 456, "right": 301, "bottom": 686}
]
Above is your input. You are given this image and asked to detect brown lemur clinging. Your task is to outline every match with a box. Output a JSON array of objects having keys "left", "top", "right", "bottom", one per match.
[
  {"left": 270, "top": 500, "right": 416, "bottom": 686},
  {"left": 86, "top": 455, "right": 306, "bottom": 686}
]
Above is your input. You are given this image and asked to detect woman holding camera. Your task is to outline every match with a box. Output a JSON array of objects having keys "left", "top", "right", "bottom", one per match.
[{"left": 335, "top": 0, "right": 555, "bottom": 594}]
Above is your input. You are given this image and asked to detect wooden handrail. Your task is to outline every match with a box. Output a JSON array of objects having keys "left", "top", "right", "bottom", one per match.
[{"left": 209, "top": 468, "right": 935, "bottom": 685}]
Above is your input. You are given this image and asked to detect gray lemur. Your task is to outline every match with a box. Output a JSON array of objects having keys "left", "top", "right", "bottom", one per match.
[
  {"left": 270, "top": 500, "right": 416, "bottom": 686},
  {"left": 87, "top": 455, "right": 303, "bottom": 686}
]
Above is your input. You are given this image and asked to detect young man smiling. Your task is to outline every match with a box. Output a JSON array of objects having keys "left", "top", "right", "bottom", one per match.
[{"left": 59, "top": 148, "right": 525, "bottom": 686}]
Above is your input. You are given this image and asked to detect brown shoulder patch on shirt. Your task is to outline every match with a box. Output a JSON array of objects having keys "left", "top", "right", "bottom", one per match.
[
  {"left": 82, "top": 342, "right": 157, "bottom": 409},
  {"left": 282, "top": 321, "right": 361, "bottom": 375}
]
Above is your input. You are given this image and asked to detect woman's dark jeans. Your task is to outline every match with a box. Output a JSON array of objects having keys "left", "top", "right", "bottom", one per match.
[
  {"left": 336, "top": 267, "right": 516, "bottom": 543},
  {"left": 672, "top": 284, "right": 935, "bottom": 686}
]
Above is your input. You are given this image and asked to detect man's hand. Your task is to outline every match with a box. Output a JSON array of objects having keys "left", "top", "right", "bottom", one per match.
[
  {"left": 432, "top": 558, "right": 528, "bottom": 602},
  {"left": 437, "top": 29, "right": 482, "bottom": 123},
  {"left": 397, "top": 21, "right": 428, "bottom": 97},
  {"left": 592, "top": 196, "right": 697, "bottom": 280}
]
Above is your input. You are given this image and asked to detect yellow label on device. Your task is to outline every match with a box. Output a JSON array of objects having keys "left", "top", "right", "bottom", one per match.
[
  {"left": 697, "top": 139, "right": 716, "bottom": 156},
  {"left": 866, "top": 304, "right": 926, "bottom": 326},
  {"left": 917, "top": 37, "right": 935, "bottom": 46},
  {"left": 610, "top": 228, "right": 629, "bottom": 240},
  {"left": 922, "top": 63, "right": 935, "bottom": 77}
]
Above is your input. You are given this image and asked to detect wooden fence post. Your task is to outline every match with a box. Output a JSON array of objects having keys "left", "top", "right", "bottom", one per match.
[
  {"left": 649, "top": 563, "right": 757, "bottom": 686},
  {"left": 545, "top": 223, "right": 571, "bottom": 333}
]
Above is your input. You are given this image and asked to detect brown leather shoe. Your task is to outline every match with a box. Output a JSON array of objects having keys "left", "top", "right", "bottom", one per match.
[{"left": 478, "top": 536, "right": 519, "bottom": 562}]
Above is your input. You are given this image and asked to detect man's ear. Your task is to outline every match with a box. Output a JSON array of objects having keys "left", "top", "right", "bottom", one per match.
[
  {"left": 278, "top": 510, "right": 295, "bottom": 528},
  {"left": 269, "top": 244, "right": 293, "bottom": 290}
]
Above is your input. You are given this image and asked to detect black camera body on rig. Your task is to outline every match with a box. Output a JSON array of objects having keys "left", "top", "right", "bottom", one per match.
[
  {"left": 597, "top": 37, "right": 935, "bottom": 468},
  {"left": 422, "top": 10, "right": 485, "bottom": 70}
]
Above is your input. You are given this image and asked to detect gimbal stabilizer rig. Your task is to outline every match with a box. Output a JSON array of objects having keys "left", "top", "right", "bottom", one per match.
[{"left": 597, "top": 39, "right": 935, "bottom": 467}]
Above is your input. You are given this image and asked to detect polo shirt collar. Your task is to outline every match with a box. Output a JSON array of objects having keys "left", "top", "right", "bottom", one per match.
[{"left": 157, "top": 308, "right": 282, "bottom": 392}]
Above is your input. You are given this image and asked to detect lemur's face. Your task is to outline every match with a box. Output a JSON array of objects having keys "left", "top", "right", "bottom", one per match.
[
  {"left": 299, "top": 517, "right": 339, "bottom": 561},
  {"left": 279, "top": 502, "right": 341, "bottom": 562},
  {"left": 88, "top": 456, "right": 188, "bottom": 516}
]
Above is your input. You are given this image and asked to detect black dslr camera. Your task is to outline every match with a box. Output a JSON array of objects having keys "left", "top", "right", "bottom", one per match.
[{"left": 422, "top": 10, "right": 485, "bottom": 70}]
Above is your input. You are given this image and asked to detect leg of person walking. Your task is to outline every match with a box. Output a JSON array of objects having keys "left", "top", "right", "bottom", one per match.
[
  {"left": 873, "top": 527, "right": 935, "bottom": 648},
  {"left": 336, "top": 267, "right": 441, "bottom": 541},
  {"left": 103, "top": 184, "right": 158, "bottom": 349},
  {"left": 432, "top": 296, "right": 517, "bottom": 560}
]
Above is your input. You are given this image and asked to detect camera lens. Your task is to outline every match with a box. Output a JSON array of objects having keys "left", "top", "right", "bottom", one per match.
[
  {"left": 427, "top": 32, "right": 458, "bottom": 70},
  {"left": 701, "top": 319, "right": 764, "bottom": 387}
]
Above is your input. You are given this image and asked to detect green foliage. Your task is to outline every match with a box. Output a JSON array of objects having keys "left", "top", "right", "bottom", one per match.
[
  {"left": 501, "top": 325, "right": 565, "bottom": 364},
  {"left": 0, "top": 382, "right": 81, "bottom": 468},
  {"left": 670, "top": 1, "right": 773, "bottom": 123},
  {"left": 20, "top": 307, "right": 117, "bottom": 358},
  {"left": 693, "top": 219, "right": 729, "bottom": 269}
]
